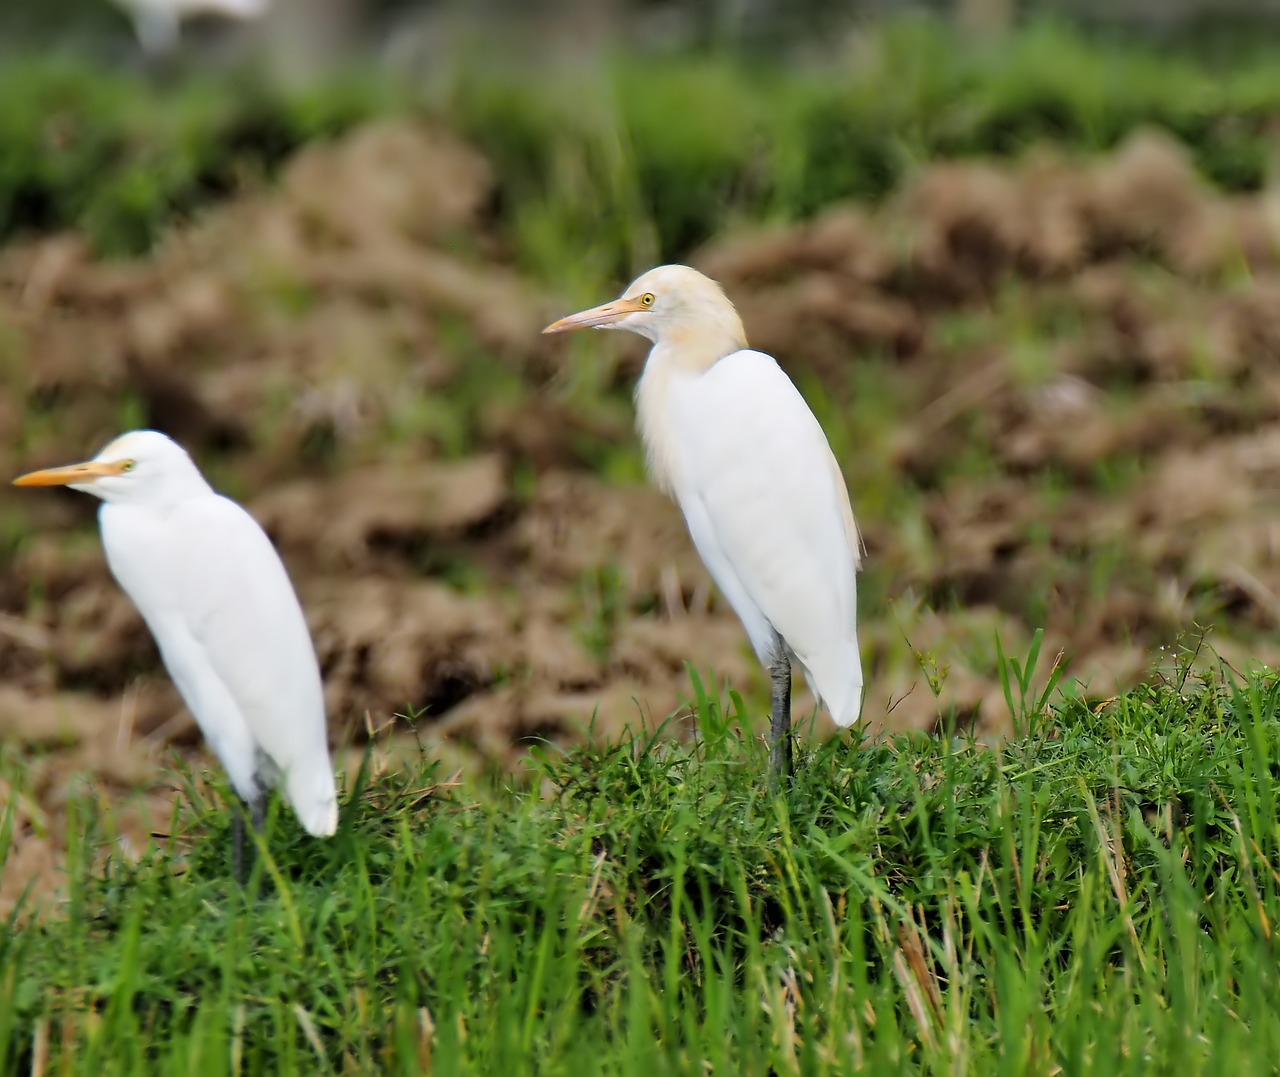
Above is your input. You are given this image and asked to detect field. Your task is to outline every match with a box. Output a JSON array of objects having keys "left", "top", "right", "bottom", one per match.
[{"left": 5, "top": 17, "right": 1280, "bottom": 1072}]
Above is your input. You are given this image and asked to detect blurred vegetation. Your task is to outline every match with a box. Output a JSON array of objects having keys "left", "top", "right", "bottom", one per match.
[
  {"left": 0, "top": 63, "right": 393, "bottom": 257},
  {"left": 6, "top": 18, "right": 1280, "bottom": 267}
]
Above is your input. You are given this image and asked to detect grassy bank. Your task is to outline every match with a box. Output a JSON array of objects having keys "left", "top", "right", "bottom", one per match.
[{"left": 2, "top": 651, "right": 1280, "bottom": 1074}]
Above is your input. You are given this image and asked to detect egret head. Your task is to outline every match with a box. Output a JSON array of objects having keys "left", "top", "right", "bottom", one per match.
[
  {"left": 542, "top": 265, "right": 747, "bottom": 360},
  {"left": 13, "top": 430, "right": 209, "bottom": 505}
]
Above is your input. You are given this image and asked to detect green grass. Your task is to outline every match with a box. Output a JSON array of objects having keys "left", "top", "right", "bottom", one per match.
[
  {"left": 0, "top": 61, "right": 393, "bottom": 256},
  {"left": 4, "top": 650, "right": 1280, "bottom": 1074},
  {"left": 10, "top": 17, "right": 1280, "bottom": 261}
]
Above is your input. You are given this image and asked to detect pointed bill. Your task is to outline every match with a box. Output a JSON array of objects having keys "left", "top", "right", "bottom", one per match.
[
  {"left": 13, "top": 460, "right": 125, "bottom": 487},
  {"left": 542, "top": 296, "right": 648, "bottom": 334}
]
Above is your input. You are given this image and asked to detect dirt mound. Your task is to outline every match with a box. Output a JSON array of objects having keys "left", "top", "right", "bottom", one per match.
[{"left": 6, "top": 121, "right": 1280, "bottom": 912}]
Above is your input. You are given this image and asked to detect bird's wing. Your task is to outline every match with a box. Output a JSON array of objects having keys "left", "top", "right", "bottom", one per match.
[
  {"left": 827, "top": 450, "right": 864, "bottom": 569},
  {"left": 101, "top": 496, "right": 337, "bottom": 833},
  {"left": 671, "top": 349, "right": 863, "bottom": 724}
]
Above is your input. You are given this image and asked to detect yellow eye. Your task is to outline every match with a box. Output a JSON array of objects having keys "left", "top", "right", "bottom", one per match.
[
  {"left": 640, "top": 292, "right": 655, "bottom": 307},
  {"left": 120, "top": 460, "right": 136, "bottom": 473}
]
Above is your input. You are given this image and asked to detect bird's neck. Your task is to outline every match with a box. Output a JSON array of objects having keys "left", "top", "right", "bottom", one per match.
[
  {"left": 634, "top": 351, "right": 680, "bottom": 497},
  {"left": 656, "top": 320, "right": 747, "bottom": 375}
]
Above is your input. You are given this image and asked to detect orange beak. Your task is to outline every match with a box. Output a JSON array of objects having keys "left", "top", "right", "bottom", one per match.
[
  {"left": 542, "top": 296, "right": 649, "bottom": 334},
  {"left": 13, "top": 460, "right": 126, "bottom": 487}
]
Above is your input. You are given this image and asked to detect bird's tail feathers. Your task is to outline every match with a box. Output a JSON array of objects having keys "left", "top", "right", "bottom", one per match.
[
  {"left": 799, "top": 641, "right": 864, "bottom": 729},
  {"left": 286, "top": 763, "right": 339, "bottom": 837},
  {"left": 215, "top": 0, "right": 270, "bottom": 19}
]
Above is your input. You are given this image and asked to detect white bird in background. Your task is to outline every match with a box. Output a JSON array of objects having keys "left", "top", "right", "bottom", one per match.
[
  {"left": 544, "top": 265, "right": 863, "bottom": 775},
  {"left": 14, "top": 430, "right": 337, "bottom": 880},
  {"left": 110, "top": 0, "right": 270, "bottom": 56}
]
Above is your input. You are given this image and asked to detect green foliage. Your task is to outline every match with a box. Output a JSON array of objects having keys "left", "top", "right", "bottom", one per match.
[
  {"left": 4, "top": 662, "right": 1280, "bottom": 1073},
  {"left": 0, "top": 62, "right": 394, "bottom": 255},
  {"left": 377, "top": 17, "right": 1280, "bottom": 280},
  {"left": 7, "top": 19, "right": 1280, "bottom": 263}
]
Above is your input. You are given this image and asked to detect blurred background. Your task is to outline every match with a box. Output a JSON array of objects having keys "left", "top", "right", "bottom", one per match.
[{"left": 5, "top": 0, "right": 1280, "bottom": 905}]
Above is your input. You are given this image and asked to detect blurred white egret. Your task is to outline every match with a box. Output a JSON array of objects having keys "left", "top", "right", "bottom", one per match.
[
  {"left": 111, "top": 0, "right": 269, "bottom": 55},
  {"left": 543, "top": 265, "right": 863, "bottom": 774},
  {"left": 14, "top": 430, "right": 337, "bottom": 879}
]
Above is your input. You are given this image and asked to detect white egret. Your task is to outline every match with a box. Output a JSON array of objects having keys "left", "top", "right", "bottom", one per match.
[
  {"left": 14, "top": 430, "right": 337, "bottom": 879},
  {"left": 110, "top": 0, "right": 269, "bottom": 56},
  {"left": 544, "top": 265, "right": 863, "bottom": 774}
]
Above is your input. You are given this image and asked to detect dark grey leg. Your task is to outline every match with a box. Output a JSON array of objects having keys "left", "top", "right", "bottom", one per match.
[
  {"left": 769, "top": 632, "right": 793, "bottom": 779},
  {"left": 231, "top": 811, "right": 245, "bottom": 884},
  {"left": 232, "top": 794, "right": 266, "bottom": 887}
]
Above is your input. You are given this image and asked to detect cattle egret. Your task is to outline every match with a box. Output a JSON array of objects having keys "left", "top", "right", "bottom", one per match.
[
  {"left": 14, "top": 430, "right": 337, "bottom": 880},
  {"left": 543, "top": 265, "right": 863, "bottom": 774},
  {"left": 110, "top": 0, "right": 269, "bottom": 55}
]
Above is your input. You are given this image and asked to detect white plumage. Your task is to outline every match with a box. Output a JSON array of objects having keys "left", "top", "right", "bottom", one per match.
[
  {"left": 110, "top": 0, "right": 269, "bottom": 55},
  {"left": 544, "top": 265, "right": 863, "bottom": 770},
  {"left": 14, "top": 430, "right": 337, "bottom": 869},
  {"left": 660, "top": 349, "right": 863, "bottom": 727}
]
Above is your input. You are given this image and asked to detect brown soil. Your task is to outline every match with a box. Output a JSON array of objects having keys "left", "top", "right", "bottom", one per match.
[{"left": 4, "top": 122, "right": 1280, "bottom": 912}]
